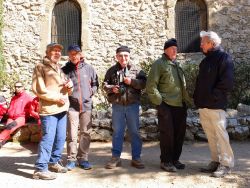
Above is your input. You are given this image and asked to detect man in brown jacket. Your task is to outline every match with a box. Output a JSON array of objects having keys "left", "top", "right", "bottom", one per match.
[{"left": 32, "top": 43, "right": 73, "bottom": 180}]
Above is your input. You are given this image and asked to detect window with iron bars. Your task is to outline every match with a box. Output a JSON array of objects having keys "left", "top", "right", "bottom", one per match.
[
  {"left": 175, "top": 0, "right": 207, "bottom": 53},
  {"left": 51, "top": 0, "right": 82, "bottom": 55}
]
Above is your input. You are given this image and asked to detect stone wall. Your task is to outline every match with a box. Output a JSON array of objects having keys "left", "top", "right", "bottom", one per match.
[
  {"left": 1, "top": 0, "right": 250, "bottom": 96},
  {"left": 8, "top": 103, "right": 250, "bottom": 143}
]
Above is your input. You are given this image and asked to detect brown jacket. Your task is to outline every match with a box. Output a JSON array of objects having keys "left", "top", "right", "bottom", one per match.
[{"left": 32, "top": 57, "right": 73, "bottom": 115}]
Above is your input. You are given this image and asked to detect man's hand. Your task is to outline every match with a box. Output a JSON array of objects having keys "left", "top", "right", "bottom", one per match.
[
  {"left": 5, "top": 121, "right": 17, "bottom": 130},
  {"left": 124, "top": 77, "right": 131, "bottom": 85},
  {"left": 112, "top": 85, "right": 120, "bottom": 94},
  {"left": 56, "top": 98, "right": 65, "bottom": 106},
  {"left": 63, "top": 79, "right": 73, "bottom": 89}
]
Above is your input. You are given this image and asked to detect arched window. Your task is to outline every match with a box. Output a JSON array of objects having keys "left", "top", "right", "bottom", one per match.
[
  {"left": 51, "top": 0, "right": 81, "bottom": 55},
  {"left": 175, "top": 0, "right": 207, "bottom": 53}
]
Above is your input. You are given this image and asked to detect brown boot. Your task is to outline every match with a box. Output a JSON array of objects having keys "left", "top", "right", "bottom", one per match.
[
  {"left": 105, "top": 157, "right": 121, "bottom": 169},
  {"left": 131, "top": 159, "right": 145, "bottom": 169}
]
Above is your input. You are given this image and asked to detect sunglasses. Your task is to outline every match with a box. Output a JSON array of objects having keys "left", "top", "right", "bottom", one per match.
[{"left": 15, "top": 86, "right": 23, "bottom": 88}]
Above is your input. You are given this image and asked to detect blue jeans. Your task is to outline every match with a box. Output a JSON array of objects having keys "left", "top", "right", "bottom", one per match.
[
  {"left": 111, "top": 103, "right": 142, "bottom": 160},
  {"left": 35, "top": 111, "right": 67, "bottom": 171}
]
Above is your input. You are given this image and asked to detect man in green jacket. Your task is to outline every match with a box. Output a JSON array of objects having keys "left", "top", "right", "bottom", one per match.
[{"left": 146, "top": 38, "right": 192, "bottom": 172}]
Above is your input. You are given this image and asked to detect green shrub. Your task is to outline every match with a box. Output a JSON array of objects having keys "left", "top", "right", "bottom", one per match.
[
  {"left": 228, "top": 62, "right": 250, "bottom": 108},
  {"left": 181, "top": 63, "right": 199, "bottom": 97}
]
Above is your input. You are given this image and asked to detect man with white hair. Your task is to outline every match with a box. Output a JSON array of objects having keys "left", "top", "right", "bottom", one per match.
[{"left": 194, "top": 31, "right": 234, "bottom": 178}]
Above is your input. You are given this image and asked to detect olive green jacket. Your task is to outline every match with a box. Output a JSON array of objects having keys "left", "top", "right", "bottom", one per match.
[{"left": 146, "top": 54, "right": 192, "bottom": 107}]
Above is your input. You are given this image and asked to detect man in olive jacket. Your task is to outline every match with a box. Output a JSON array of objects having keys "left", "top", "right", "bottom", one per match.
[
  {"left": 146, "top": 39, "right": 192, "bottom": 172},
  {"left": 103, "top": 46, "right": 146, "bottom": 169}
]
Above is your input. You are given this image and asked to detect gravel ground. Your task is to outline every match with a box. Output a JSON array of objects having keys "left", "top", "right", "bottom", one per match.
[{"left": 0, "top": 141, "right": 249, "bottom": 188}]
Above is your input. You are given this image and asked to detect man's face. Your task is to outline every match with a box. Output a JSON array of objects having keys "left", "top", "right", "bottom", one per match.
[
  {"left": 68, "top": 50, "right": 81, "bottom": 65},
  {"left": 200, "top": 36, "right": 214, "bottom": 53},
  {"left": 14, "top": 83, "right": 24, "bottom": 94},
  {"left": 116, "top": 51, "right": 130, "bottom": 68},
  {"left": 164, "top": 46, "right": 177, "bottom": 61},
  {"left": 47, "top": 47, "right": 62, "bottom": 63}
]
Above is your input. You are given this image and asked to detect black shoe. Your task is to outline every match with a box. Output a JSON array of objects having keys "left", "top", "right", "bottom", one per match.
[
  {"left": 211, "top": 165, "right": 231, "bottom": 178},
  {"left": 200, "top": 161, "right": 220, "bottom": 173},
  {"left": 173, "top": 161, "right": 185, "bottom": 169},
  {"left": 160, "top": 162, "right": 177, "bottom": 172}
]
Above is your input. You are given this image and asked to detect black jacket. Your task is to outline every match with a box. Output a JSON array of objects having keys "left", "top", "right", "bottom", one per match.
[
  {"left": 193, "top": 47, "right": 234, "bottom": 109},
  {"left": 62, "top": 60, "right": 99, "bottom": 112},
  {"left": 103, "top": 63, "right": 146, "bottom": 105}
]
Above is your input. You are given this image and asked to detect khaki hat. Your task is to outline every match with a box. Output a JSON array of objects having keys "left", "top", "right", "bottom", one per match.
[{"left": 46, "top": 42, "right": 63, "bottom": 52}]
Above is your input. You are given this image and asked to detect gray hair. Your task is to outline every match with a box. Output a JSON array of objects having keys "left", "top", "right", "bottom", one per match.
[{"left": 200, "top": 31, "right": 221, "bottom": 47}]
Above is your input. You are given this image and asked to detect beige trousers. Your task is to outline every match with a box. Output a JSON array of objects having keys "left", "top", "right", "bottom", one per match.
[
  {"left": 199, "top": 108, "right": 234, "bottom": 168},
  {"left": 67, "top": 111, "right": 92, "bottom": 162}
]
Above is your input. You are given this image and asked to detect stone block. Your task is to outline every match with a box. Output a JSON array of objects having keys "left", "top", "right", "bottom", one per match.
[
  {"left": 12, "top": 126, "right": 31, "bottom": 142},
  {"left": 230, "top": 126, "right": 249, "bottom": 141}
]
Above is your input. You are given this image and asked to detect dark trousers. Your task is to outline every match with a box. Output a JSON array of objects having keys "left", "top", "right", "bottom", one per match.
[{"left": 157, "top": 102, "right": 187, "bottom": 163}]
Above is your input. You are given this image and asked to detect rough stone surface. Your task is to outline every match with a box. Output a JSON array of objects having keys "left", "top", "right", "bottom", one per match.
[
  {"left": 7, "top": 104, "right": 250, "bottom": 143},
  {"left": 1, "top": 0, "right": 250, "bottom": 98}
]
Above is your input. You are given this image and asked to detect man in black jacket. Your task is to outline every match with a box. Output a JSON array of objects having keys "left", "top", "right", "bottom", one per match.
[
  {"left": 103, "top": 46, "right": 146, "bottom": 169},
  {"left": 194, "top": 31, "right": 234, "bottom": 178},
  {"left": 62, "top": 45, "right": 99, "bottom": 170}
]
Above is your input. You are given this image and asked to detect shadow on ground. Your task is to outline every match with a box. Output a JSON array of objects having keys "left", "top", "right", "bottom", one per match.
[{"left": 0, "top": 141, "right": 249, "bottom": 188}]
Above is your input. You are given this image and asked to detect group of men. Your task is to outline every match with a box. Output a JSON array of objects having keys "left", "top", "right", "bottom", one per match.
[{"left": 1, "top": 30, "right": 234, "bottom": 180}]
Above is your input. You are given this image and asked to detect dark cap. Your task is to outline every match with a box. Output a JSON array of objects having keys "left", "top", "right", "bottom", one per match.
[
  {"left": 116, "top": 46, "right": 130, "bottom": 54},
  {"left": 67, "top": 44, "right": 81, "bottom": 52},
  {"left": 164, "top": 38, "right": 177, "bottom": 50},
  {"left": 46, "top": 42, "right": 63, "bottom": 51}
]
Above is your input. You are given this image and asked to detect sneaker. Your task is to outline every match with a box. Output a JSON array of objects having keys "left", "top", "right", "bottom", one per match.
[
  {"left": 131, "top": 159, "right": 145, "bottom": 169},
  {"left": 48, "top": 163, "right": 68, "bottom": 173},
  {"left": 211, "top": 165, "right": 231, "bottom": 178},
  {"left": 200, "top": 161, "right": 220, "bottom": 173},
  {"left": 65, "top": 161, "right": 76, "bottom": 171},
  {"left": 173, "top": 161, "right": 185, "bottom": 169},
  {"left": 79, "top": 161, "right": 92, "bottom": 170},
  {"left": 160, "top": 162, "right": 177, "bottom": 172},
  {"left": 105, "top": 157, "right": 121, "bottom": 169},
  {"left": 33, "top": 170, "right": 57, "bottom": 180}
]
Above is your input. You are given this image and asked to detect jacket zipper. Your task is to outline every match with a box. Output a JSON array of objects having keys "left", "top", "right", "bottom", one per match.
[{"left": 76, "top": 64, "right": 83, "bottom": 112}]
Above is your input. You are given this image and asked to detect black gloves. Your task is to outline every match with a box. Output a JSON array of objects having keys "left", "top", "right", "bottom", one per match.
[{"left": 5, "top": 121, "right": 17, "bottom": 130}]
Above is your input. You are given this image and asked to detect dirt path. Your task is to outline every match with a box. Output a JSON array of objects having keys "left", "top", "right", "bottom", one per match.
[{"left": 0, "top": 141, "right": 249, "bottom": 188}]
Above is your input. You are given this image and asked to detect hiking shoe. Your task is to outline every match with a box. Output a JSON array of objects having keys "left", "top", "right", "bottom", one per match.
[
  {"left": 48, "top": 163, "right": 68, "bottom": 173},
  {"left": 200, "top": 161, "right": 220, "bottom": 173},
  {"left": 105, "top": 157, "right": 121, "bottom": 169},
  {"left": 160, "top": 162, "right": 177, "bottom": 172},
  {"left": 211, "top": 165, "right": 231, "bottom": 178},
  {"left": 65, "top": 161, "right": 77, "bottom": 171},
  {"left": 131, "top": 159, "right": 145, "bottom": 169},
  {"left": 79, "top": 161, "right": 92, "bottom": 170},
  {"left": 173, "top": 161, "right": 185, "bottom": 169},
  {"left": 33, "top": 170, "right": 57, "bottom": 180}
]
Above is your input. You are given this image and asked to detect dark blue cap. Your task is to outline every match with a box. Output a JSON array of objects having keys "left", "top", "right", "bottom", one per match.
[
  {"left": 67, "top": 44, "right": 81, "bottom": 52},
  {"left": 164, "top": 38, "right": 177, "bottom": 50},
  {"left": 116, "top": 45, "right": 130, "bottom": 54}
]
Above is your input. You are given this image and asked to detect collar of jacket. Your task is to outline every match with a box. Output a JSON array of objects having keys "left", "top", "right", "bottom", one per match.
[
  {"left": 14, "top": 91, "right": 25, "bottom": 97},
  {"left": 204, "top": 46, "right": 223, "bottom": 57},
  {"left": 115, "top": 62, "right": 131, "bottom": 71},
  {"left": 161, "top": 53, "right": 178, "bottom": 66},
  {"left": 43, "top": 57, "right": 60, "bottom": 72}
]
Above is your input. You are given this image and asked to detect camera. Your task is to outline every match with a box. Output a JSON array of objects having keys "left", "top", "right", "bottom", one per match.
[{"left": 117, "top": 69, "right": 127, "bottom": 95}]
